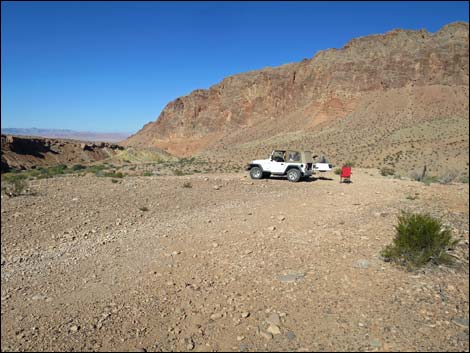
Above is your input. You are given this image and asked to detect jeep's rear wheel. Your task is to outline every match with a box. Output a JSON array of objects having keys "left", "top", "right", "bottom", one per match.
[
  {"left": 250, "top": 166, "right": 263, "bottom": 179},
  {"left": 287, "top": 168, "right": 301, "bottom": 182}
]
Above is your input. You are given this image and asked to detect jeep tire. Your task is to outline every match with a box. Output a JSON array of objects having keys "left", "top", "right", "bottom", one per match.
[
  {"left": 287, "top": 168, "right": 301, "bottom": 182},
  {"left": 250, "top": 166, "right": 263, "bottom": 179}
]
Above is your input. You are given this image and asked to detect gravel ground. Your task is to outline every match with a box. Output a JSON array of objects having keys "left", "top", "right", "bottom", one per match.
[{"left": 1, "top": 169, "right": 468, "bottom": 352}]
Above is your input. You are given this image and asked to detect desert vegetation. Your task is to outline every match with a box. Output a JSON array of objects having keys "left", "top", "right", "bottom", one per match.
[{"left": 381, "top": 212, "right": 459, "bottom": 270}]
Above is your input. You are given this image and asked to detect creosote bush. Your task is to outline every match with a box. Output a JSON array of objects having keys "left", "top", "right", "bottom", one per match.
[
  {"left": 381, "top": 211, "right": 458, "bottom": 270},
  {"left": 333, "top": 167, "right": 342, "bottom": 175},
  {"left": 103, "top": 171, "right": 124, "bottom": 178},
  {"left": 380, "top": 166, "right": 395, "bottom": 176},
  {"left": 173, "top": 169, "right": 184, "bottom": 176}
]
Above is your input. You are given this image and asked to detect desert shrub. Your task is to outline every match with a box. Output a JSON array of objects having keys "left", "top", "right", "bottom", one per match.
[
  {"left": 410, "top": 170, "right": 423, "bottom": 182},
  {"left": 421, "top": 175, "right": 439, "bottom": 186},
  {"left": 12, "top": 178, "right": 27, "bottom": 196},
  {"left": 182, "top": 181, "right": 192, "bottom": 188},
  {"left": 380, "top": 166, "right": 395, "bottom": 176},
  {"left": 142, "top": 171, "right": 153, "bottom": 176},
  {"left": 87, "top": 164, "right": 107, "bottom": 174},
  {"left": 333, "top": 167, "right": 342, "bottom": 175},
  {"left": 2, "top": 174, "right": 28, "bottom": 196},
  {"left": 381, "top": 212, "right": 458, "bottom": 270},
  {"left": 103, "top": 171, "right": 124, "bottom": 178},
  {"left": 47, "top": 164, "right": 68, "bottom": 175},
  {"left": 459, "top": 175, "right": 469, "bottom": 183},
  {"left": 173, "top": 169, "right": 184, "bottom": 176},
  {"left": 343, "top": 161, "right": 355, "bottom": 167},
  {"left": 439, "top": 170, "right": 458, "bottom": 184},
  {"left": 71, "top": 164, "right": 86, "bottom": 171},
  {"left": 2, "top": 172, "right": 27, "bottom": 183}
]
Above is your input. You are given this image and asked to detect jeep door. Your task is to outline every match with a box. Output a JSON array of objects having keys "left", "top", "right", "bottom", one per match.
[{"left": 269, "top": 151, "right": 287, "bottom": 174}]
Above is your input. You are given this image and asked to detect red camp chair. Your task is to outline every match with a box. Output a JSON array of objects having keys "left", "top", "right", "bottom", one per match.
[{"left": 340, "top": 166, "right": 352, "bottom": 183}]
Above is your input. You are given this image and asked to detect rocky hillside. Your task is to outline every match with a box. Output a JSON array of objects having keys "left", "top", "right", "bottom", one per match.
[
  {"left": 124, "top": 22, "right": 469, "bottom": 177},
  {"left": 1, "top": 135, "right": 124, "bottom": 172}
]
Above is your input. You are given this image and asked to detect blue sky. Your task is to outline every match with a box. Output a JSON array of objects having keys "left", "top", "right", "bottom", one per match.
[{"left": 1, "top": 1, "right": 468, "bottom": 133}]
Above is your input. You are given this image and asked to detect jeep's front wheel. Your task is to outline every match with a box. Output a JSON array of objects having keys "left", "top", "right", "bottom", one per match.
[
  {"left": 250, "top": 166, "right": 263, "bottom": 180},
  {"left": 287, "top": 168, "right": 301, "bottom": 182}
]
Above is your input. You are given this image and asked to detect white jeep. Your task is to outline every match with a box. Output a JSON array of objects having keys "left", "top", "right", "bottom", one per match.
[
  {"left": 314, "top": 156, "right": 334, "bottom": 172},
  {"left": 245, "top": 150, "right": 314, "bottom": 182}
]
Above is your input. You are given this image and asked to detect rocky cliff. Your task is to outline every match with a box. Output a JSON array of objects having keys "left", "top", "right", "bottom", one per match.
[
  {"left": 1, "top": 135, "right": 124, "bottom": 172},
  {"left": 123, "top": 22, "right": 468, "bottom": 177}
]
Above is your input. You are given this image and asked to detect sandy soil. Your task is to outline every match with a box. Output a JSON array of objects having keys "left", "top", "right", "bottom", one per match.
[{"left": 1, "top": 169, "right": 468, "bottom": 352}]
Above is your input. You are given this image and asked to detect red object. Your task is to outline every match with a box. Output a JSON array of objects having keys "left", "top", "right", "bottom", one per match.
[{"left": 340, "top": 166, "right": 352, "bottom": 183}]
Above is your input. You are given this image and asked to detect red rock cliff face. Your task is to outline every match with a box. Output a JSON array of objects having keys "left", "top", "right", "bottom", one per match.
[{"left": 123, "top": 22, "right": 469, "bottom": 157}]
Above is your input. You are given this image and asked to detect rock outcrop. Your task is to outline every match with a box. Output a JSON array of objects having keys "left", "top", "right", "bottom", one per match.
[
  {"left": 123, "top": 22, "right": 469, "bottom": 166},
  {"left": 1, "top": 135, "right": 124, "bottom": 172}
]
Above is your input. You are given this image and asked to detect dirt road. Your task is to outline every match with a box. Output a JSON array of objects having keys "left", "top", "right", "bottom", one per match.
[{"left": 1, "top": 170, "right": 468, "bottom": 351}]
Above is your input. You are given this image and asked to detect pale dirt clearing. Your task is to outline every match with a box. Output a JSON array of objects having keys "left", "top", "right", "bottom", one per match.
[{"left": 1, "top": 169, "right": 468, "bottom": 352}]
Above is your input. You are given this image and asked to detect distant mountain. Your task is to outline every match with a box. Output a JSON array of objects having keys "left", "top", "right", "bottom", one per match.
[{"left": 1, "top": 128, "right": 131, "bottom": 143}]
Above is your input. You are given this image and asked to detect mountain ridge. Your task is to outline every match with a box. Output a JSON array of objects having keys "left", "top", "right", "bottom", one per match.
[{"left": 123, "top": 22, "right": 469, "bottom": 177}]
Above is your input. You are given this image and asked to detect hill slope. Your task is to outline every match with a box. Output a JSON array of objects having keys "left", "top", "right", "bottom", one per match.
[{"left": 123, "top": 22, "right": 469, "bottom": 177}]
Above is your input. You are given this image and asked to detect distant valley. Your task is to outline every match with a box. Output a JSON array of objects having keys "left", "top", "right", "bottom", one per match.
[{"left": 1, "top": 128, "right": 131, "bottom": 143}]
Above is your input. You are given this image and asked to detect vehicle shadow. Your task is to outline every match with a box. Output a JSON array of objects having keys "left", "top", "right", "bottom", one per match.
[{"left": 264, "top": 175, "right": 335, "bottom": 183}]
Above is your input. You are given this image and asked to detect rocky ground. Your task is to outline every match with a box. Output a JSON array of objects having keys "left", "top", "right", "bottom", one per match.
[{"left": 1, "top": 169, "right": 469, "bottom": 352}]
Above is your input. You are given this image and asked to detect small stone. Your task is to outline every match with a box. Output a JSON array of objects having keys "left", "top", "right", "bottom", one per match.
[
  {"left": 186, "top": 340, "right": 194, "bottom": 350},
  {"left": 32, "top": 294, "right": 46, "bottom": 301},
  {"left": 266, "top": 313, "right": 280, "bottom": 326},
  {"left": 278, "top": 271, "right": 305, "bottom": 283},
  {"left": 286, "top": 331, "right": 296, "bottom": 340},
  {"left": 267, "top": 324, "right": 281, "bottom": 335},
  {"left": 370, "top": 339, "right": 381, "bottom": 348},
  {"left": 237, "top": 336, "right": 245, "bottom": 341},
  {"left": 259, "top": 330, "right": 273, "bottom": 340},
  {"left": 268, "top": 226, "right": 276, "bottom": 232},
  {"left": 210, "top": 313, "right": 223, "bottom": 320},
  {"left": 277, "top": 215, "right": 286, "bottom": 221},
  {"left": 241, "top": 312, "right": 250, "bottom": 318},
  {"left": 70, "top": 325, "right": 80, "bottom": 333},
  {"left": 239, "top": 343, "right": 249, "bottom": 352},
  {"left": 213, "top": 185, "right": 220, "bottom": 190},
  {"left": 354, "top": 259, "right": 369, "bottom": 269},
  {"left": 452, "top": 318, "right": 469, "bottom": 328}
]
